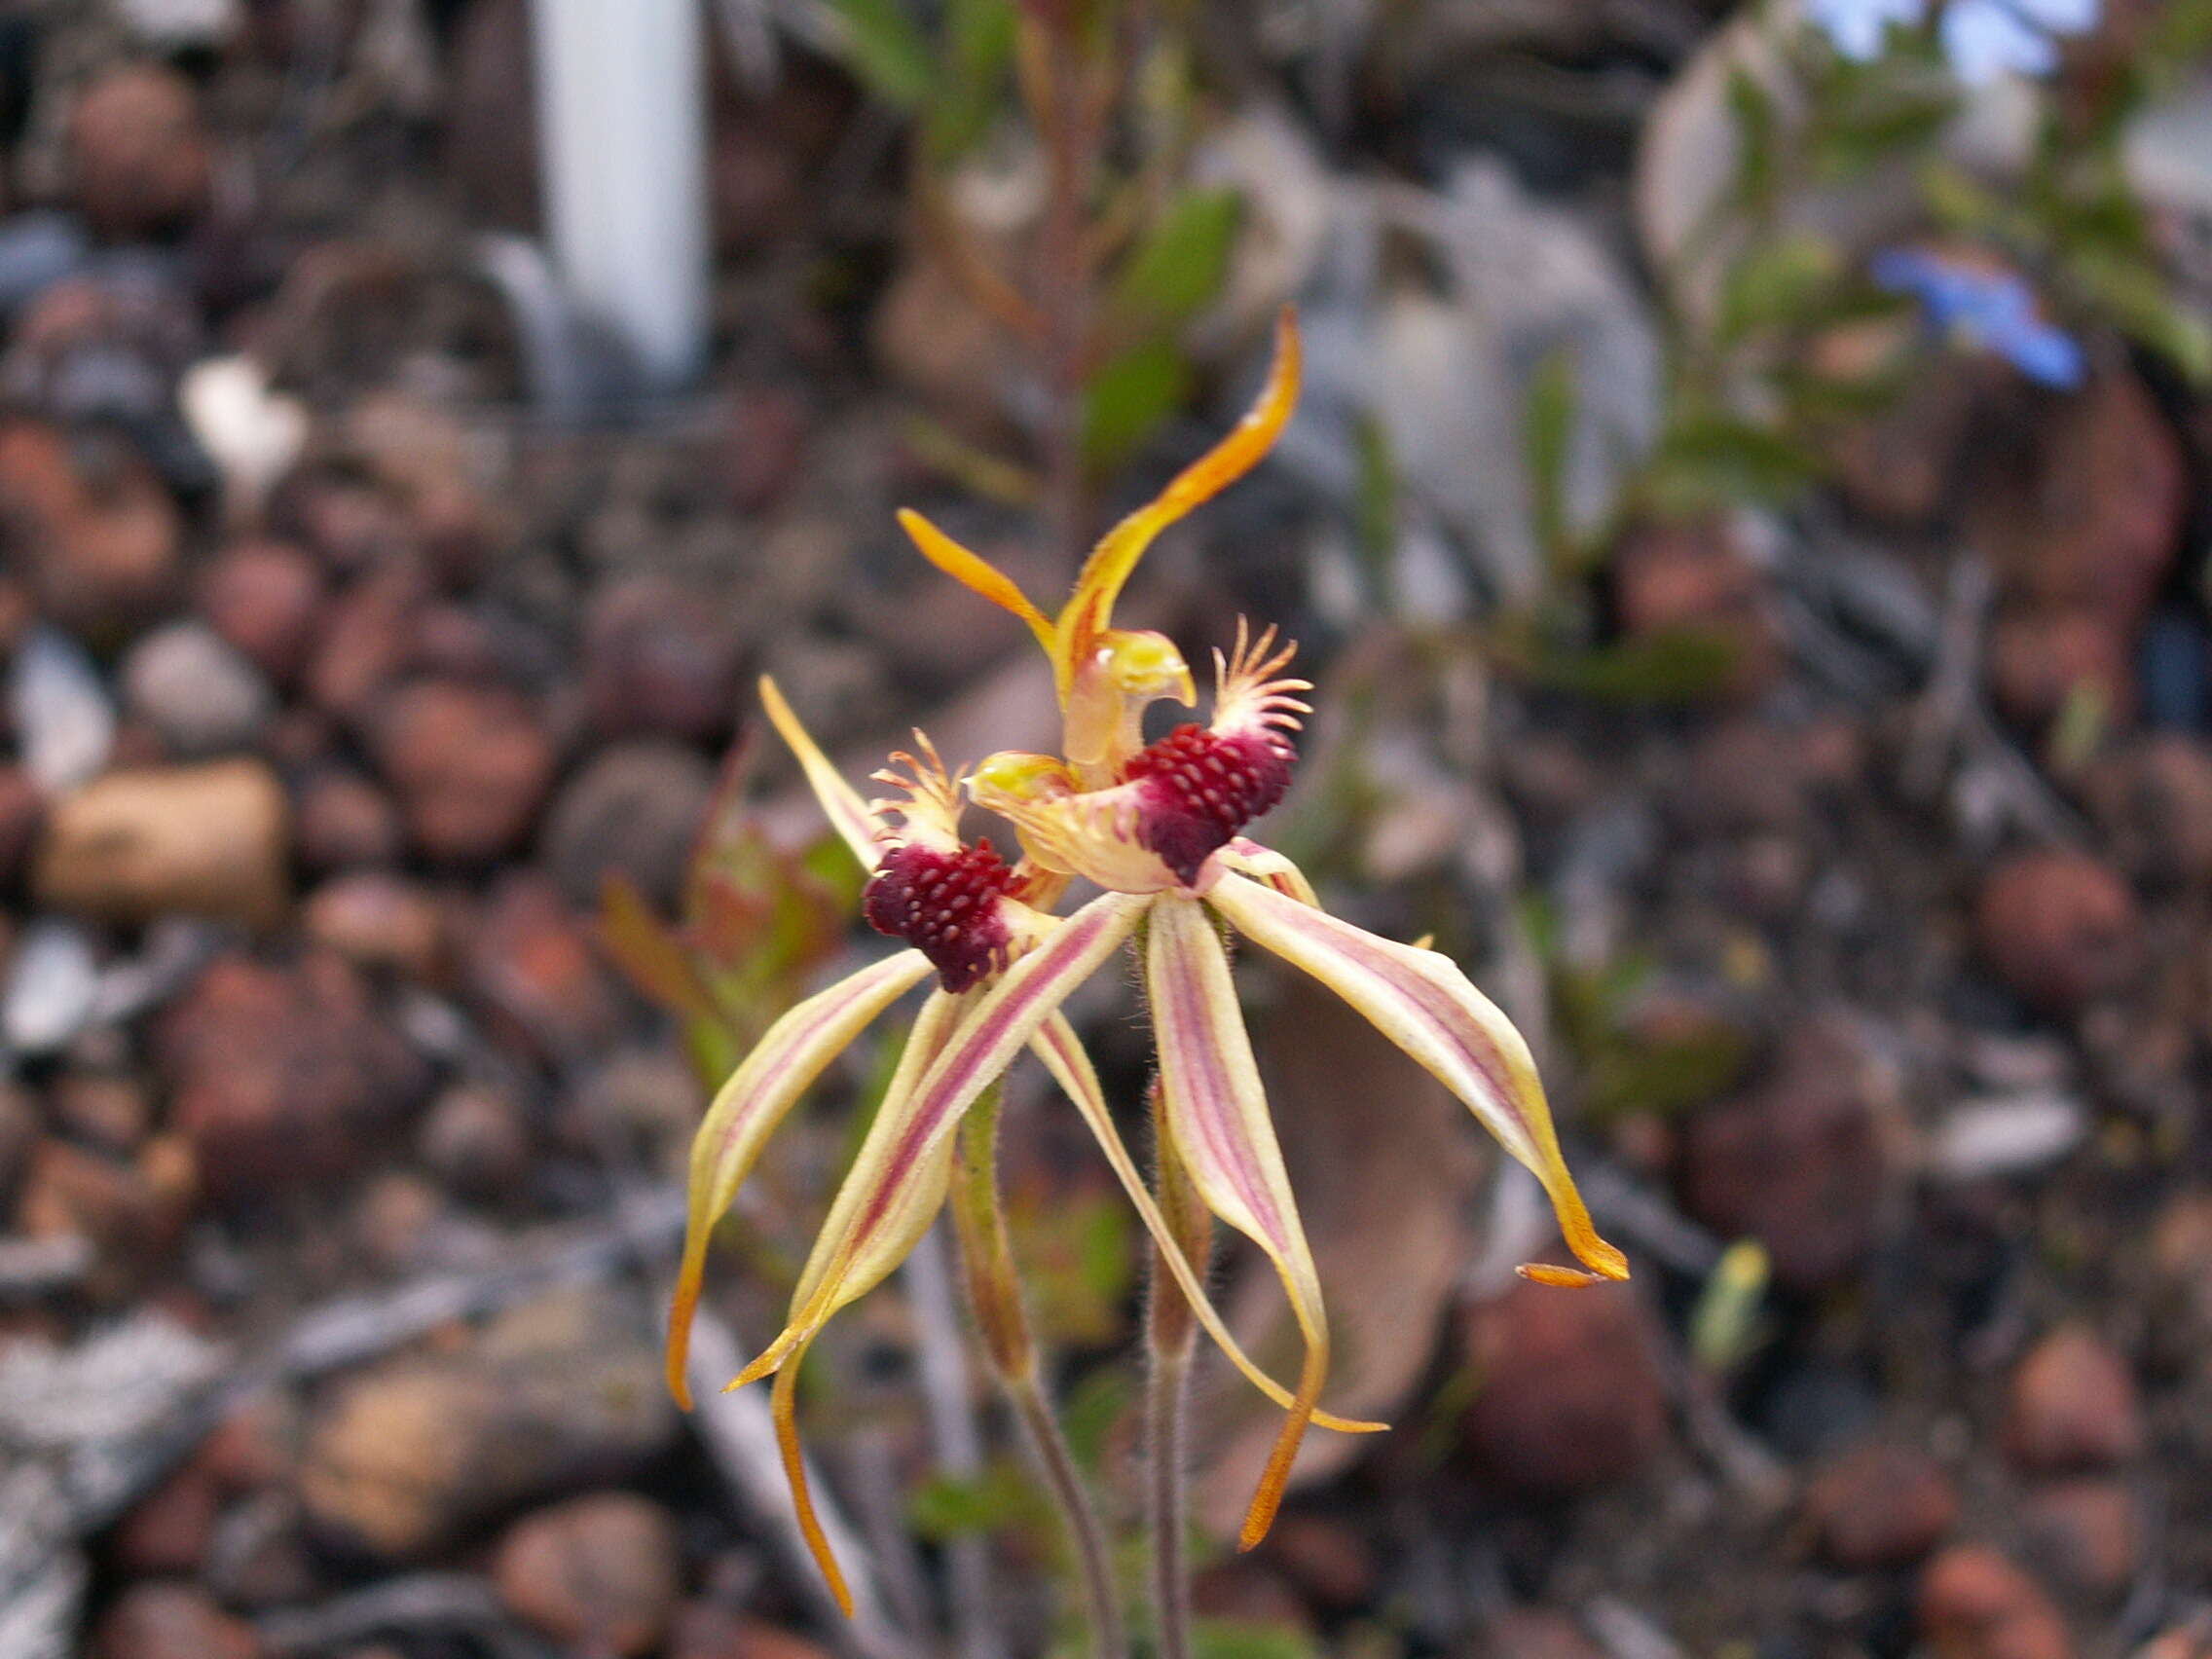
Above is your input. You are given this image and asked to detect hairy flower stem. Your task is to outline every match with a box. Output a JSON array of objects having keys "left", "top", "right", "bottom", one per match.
[
  {"left": 1144, "top": 1080, "right": 1213, "bottom": 1659},
  {"left": 952, "top": 1085, "right": 1126, "bottom": 1658}
]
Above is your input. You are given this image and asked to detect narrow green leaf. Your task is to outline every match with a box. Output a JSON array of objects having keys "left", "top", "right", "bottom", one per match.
[
  {"left": 826, "top": 0, "right": 934, "bottom": 110},
  {"left": 1082, "top": 338, "right": 1194, "bottom": 474},
  {"left": 1111, "top": 187, "right": 1242, "bottom": 324}
]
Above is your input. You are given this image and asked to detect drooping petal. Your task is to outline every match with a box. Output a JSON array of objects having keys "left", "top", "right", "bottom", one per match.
[
  {"left": 1205, "top": 872, "right": 1628, "bottom": 1284},
  {"left": 666, "top": 948, "right": 936, "bottom": 1407},
  {"left": 1052, "top": 311, "right": 1302, "bottom": 698},
  {"left": 758, "top": 988, "right": 971, "bottom": 1613},
  {"left": 1029, "top": 1011, "right": 1382, "bottom": 1435},
  {"left": 896, "top": 508, "right": 1057, "bottom": 656},
  {"left": 759, "top": 677, "right": 885, "bottom": 871},
  {"left": 730, "top": 890, "right": 1149, "bottom": 1389},
  {"left": 1146, "top": 894, "right": 1331, "bottom": 1550}
]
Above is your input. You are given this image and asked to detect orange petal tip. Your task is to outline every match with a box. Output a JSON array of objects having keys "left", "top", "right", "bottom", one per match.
[{"left": 1517, "top": 1262, "right": 1617, "bottom": 1288}]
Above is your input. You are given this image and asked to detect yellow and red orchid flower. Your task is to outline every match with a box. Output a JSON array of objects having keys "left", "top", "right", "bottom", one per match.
[{"left": 666, "top": 310, "right": 1627, "bottom": 1615}]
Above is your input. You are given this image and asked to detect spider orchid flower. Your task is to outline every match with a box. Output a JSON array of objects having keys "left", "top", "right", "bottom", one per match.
[{"left": 665, "top": 312, "right": 1628, "bottom": 1614}]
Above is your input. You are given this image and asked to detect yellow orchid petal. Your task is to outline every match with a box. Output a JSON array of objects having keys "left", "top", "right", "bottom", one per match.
[
  {"left": 1052, "top": 310, "right": 1302, "bottom": 699},
  {"left": 1029, "top": 1012, "right": 1383, "bottom": 1436},
  {"left": 1205, "top": 872, "right": 1628, "bottom": 1284},
  {"left": 896, "top": 508, "right": 1057, "bottom": 656},
  {"left": 666, "top": 948, "right": 935, "bottom": 1408},
  {"left": 1146, "top": 893, "right": 1332, "bottom": 1551},
  {"left": 759, "top": 677, "right": 885, "bottom": 870}
]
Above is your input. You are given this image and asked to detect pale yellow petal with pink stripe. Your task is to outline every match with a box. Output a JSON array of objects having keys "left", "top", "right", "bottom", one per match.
[
  {"left": 1146, "top": 894, "right": 1332, "bottom": 1551},
  {"left": 1205, "top": 872, "right": 1627, "bottom": 1284}
]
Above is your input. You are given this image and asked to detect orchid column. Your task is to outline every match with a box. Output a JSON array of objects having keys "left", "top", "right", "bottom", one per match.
[{"left": 529, "top": 0, "right": 710, "bottom": 391}]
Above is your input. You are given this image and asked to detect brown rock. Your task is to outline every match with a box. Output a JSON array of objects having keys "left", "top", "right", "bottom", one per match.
[
  {"left": 1988, "top": 607, "right": 2136, "bottom": 730},
  {"left": 2021, "top": 1479, "right": 2138, "bottom": 1597},
  {"left": 583, "top": 575, "right": 744, "bottom": 743},
  {"left": 156, "top": 951, "right": 429, "bottom": 1200},
  {"left": 417, "top": 1083, "right": 531, "bottom": 1198},
  {"left": 0, "top": 766, "right": 43, "bottom": 888},
  {"left": 309, "top": 566, "right": 427, "bottom": 722},
  {"left": 53, "top": 1070, "right": 153, "bottom": 1154},
  {"left": 110, "top": 1460, "right": 223, "bottom": 1575},
  {"left": 1476, "top": 1609, "right": 1606, "bottom": 1659},
  {"left": 304, "top": 872, "right": 445, "bottom": 979},
  {"left": 93, "top": 1582, "right": 261, "bottom": 1659},
  {"left": 1677, "top": 1020, "right": 1884, "bottom": 1292},
  {"left": 1975, "top": 851, "right": 2141, "bottom": 1014},
  {"left": 2082, "top": 735, "right": 2212, "bottom": 887},
  {"left": 295, "top": 767, "right": 403, "bottom": 871},
  {"left": 540, "top": 742, "right": 716, "bottom": 908},
  {"left": 1803, "top": 1441, "right": 1960, "bottom": 1568},
  {"left": 296, "top": 1289, "right": 677, "bottom": 1560},
  {"left": 1919, "top": 1544, "right": 2073, "bottom": 1659},
  {"left": 69, "top": 65, "right": 213, "bottom": 240},
  {"left": 374, "top": 680, "right": 554, "bottom": 862},
  {"left": 1609, "top": 516, "right": 1782, "bottom": 697},
  {"left": 467, "top": 874, "right": 622, "bottom": 1057},
  {"left": 0, "top": 1082, "right": 37, "bottom": 1198},
  {"left": 1189, "top": 1557, "right": 1313, "bottom": 1635},
  {"left": 34, "top": 760, "right": 289, "bottom": 929},
  {"left": 17, "top": 1135, "right": 193, "bottom": 1282},
  {"left": 1677, "top": 718, "right": 1809, "bottom": 836},
  {"left": 0, "top": 421, "right": 180, "bottom": 639},
  {"left": 2005, "top": 1326, "right": 2143, "bottom": 1472},
  {"left": 668, "top": 1610, "right": 834, "bottom": 1659},
  {"left": 493, "top": 1493, "right": 683, "bottom": 1657},
  {"left": 1265, "top": 1513, "right": 1375, "bottom": 1612},
  {"left": 1969, "top": 373, "right": 2183, "bottom": 626},
  {"left": 201, "top": 541, "right": 326, "bottom": 685},
  {"left": 1458, "top": 1277, "right": 1668, "bottom": 1496}
]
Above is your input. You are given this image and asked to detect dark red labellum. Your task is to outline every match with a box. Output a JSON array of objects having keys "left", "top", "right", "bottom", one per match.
[
  {"left": 863, "top": 841, "right": 1017, "bottom": 992},
  {"left": 1124, "top": 723, "right": 1295, "bottom": 886}
]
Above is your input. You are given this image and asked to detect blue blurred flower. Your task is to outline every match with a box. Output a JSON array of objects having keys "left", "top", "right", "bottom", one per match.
[
  {"left": 1805, "top": 0, "right": 2097, "bottom": 82},
  {"left": 1871, "top": 248, "right": 2085, "bottom": 387}
]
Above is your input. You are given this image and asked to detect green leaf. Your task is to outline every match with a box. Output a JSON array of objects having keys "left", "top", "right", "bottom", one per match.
[
  {"left": 596, "top": 874, "right": 722, "bottom": 1024},
  {"left": 826, "top": 0, "right": 934, "bottom": 110},
  {"left": 1715, "top": 230, "right": 1842, "bottom": 344},
  {"left": 1082, "top": 337, "right": 1194, "bottom": 474},
  {"left": 907, "top": 1460, "right": 1040, "bottom": 1540},
  {"left": 922, "top": 0, "right": 1017, "bottom": 159},
  {"left": 1640, "top": 414, "right": 1822, "bottom": 515},
  {"left": 2066, "top": 248, "right": 2212, "bottom": 383},
  {"left": 1523, "top": 345, "right": 1578, "bottom": 574},
  {"left": 1527, "top": 629, "right": 1746, "bottom": 704},
  {"left": 1111, "top": 187, "right": 1242, "bottom": 325},
  {"left": 1191, "top": 1619, "right": 1323, "bottom": 1659}
]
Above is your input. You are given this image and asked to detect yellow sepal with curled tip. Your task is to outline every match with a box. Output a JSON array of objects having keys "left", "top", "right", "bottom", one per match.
[
  {"left": 895, "top": 508, "right": 1057, "bottom": 656},
  {"left": 758, "top": 677, "right": 884, "bottom": 871},
  {"left": 1052, "top": 309, "right": 1303, "bottom": 699}
]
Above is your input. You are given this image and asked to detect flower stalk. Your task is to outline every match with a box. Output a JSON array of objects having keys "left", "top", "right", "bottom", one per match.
[{"left": 950, "top": 1083, "right": 1126, "bottom": 1659}]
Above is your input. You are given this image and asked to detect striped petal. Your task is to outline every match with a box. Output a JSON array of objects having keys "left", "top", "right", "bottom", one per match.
[
  {"left": 1029, "top": 1012, "right": 1382, "bottom": 1435},
  {"left": 760, "top": 676, "right": 885, "bottom": 870},
  {"left": 764, "top": 987, "right": 971, "bottom": 1616},
  {"left": 1052, "top": 311, "right": 1301, "bottom": 699},
  {"left": 1217, "top": 837, "right": 1320, "bottom": 907},
  {"left": 1205, "top": 873, "right": 1628, "bottom": 1284},
  {"left": 730, "top": 890, "right": 1148, "bottom": 1391},
  {"left": 1146, "top": 893, "right": 1330, "bottom": 1550},
  {"left": 665, "top": 948, "right": 935, "bottom": 1408}
]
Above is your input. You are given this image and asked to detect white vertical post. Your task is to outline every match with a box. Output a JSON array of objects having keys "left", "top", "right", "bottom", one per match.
[{"left": 529, "top": 0, "right": 711, "bottom": 393}]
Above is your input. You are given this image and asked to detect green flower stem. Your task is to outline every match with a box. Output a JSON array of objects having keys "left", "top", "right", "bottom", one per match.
[{"left": 951, "top": 1085, "right": 1125, "bottom": 1659}]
